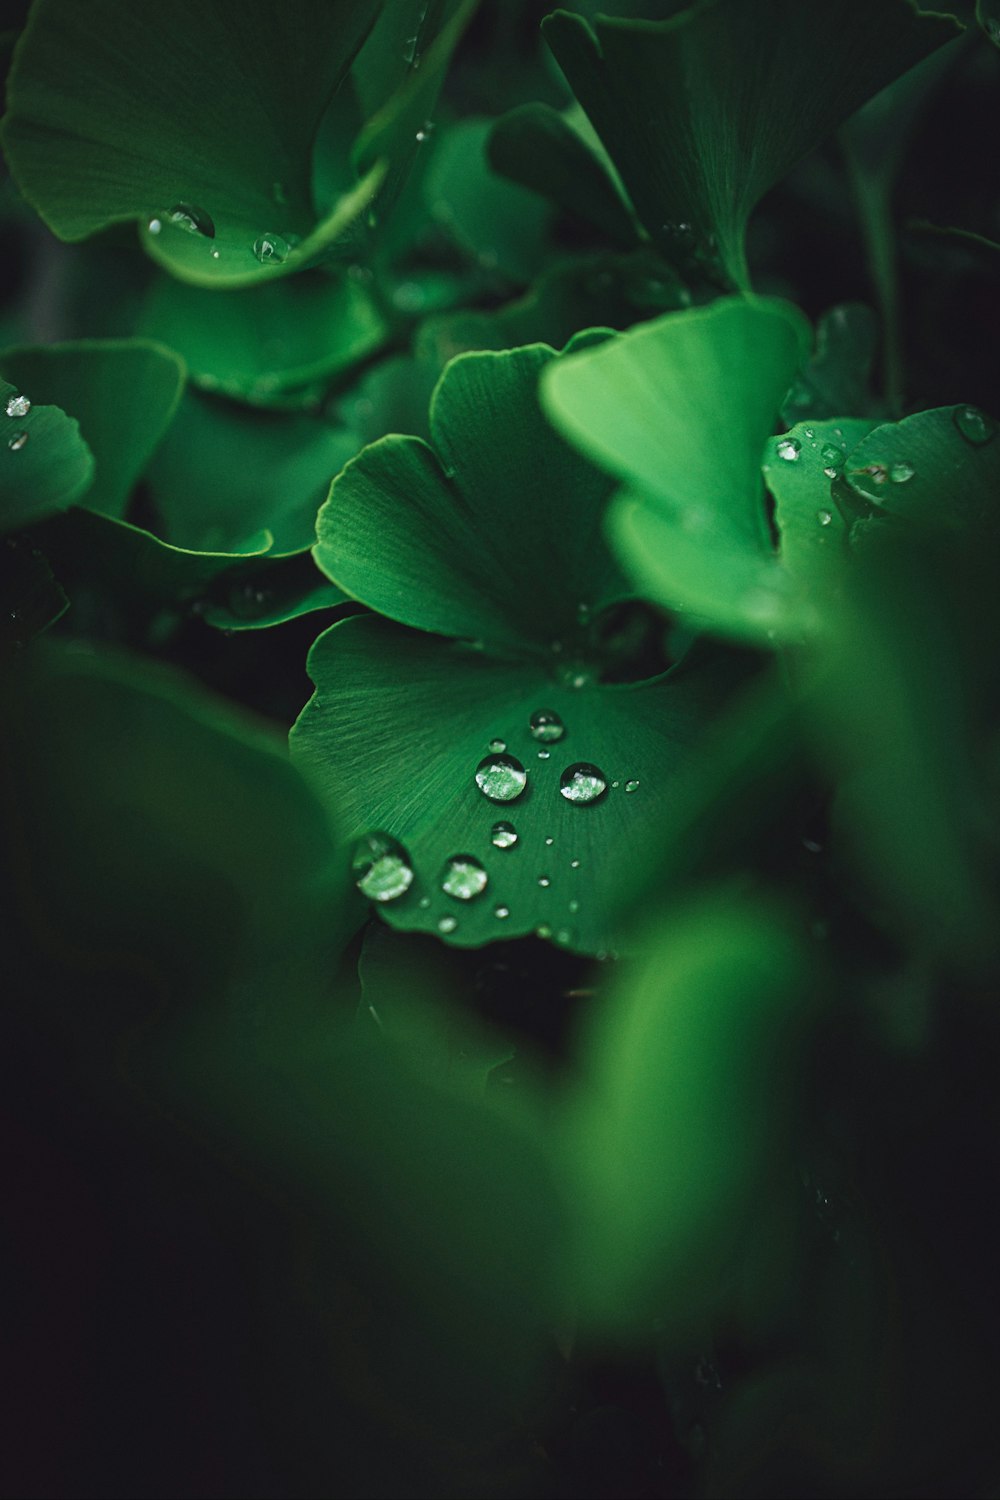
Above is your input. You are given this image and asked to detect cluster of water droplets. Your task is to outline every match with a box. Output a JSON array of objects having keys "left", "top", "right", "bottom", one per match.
[
  {"left": 5, "top": 390, "right": 31, "bottom": 452},
  {"left": 146, "top": 196, "right": 300, "bottom": 267}
]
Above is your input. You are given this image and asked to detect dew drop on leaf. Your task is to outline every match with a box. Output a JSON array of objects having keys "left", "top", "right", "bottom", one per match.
[
  {"left": 776, "top": 437, "right": 801, "bottom": 461},
  {"left": 560, "top": 763, "right": 608, "bottom": 804},
  {"left": 817, "top": 509, "right": 833, "bottom": 526},
  {"left": 475, "top": 753, "right": 527, "bottom": 802},
  {"left": 536, "top": 924, "right": 553, "bottom": 939},
  {"left": 352, "top": 831, "right": 413, "bottom": 903},
  {"left": 538, "top": 875, "right": 551, "bottom": 888},
  {"left": 953, "top": 405, "right": 996, "bottom": 446},
  {"left": 529, "top": 708, "right": 565, "bottom": 743},
  {"left": 438, "top": 914, "right": 458, "bottom": 934},
  {"left": 820, "top": 443, "right": 843, "bottom": 473},
  {"left": 441, "top": 855, "right": 488, "bottom": 901},
  {"left": 167, "top": 202, "right": 215, "bottom": 237},
  {"left": 488, "top": 737, "right": 506, "bottom": 753},
  {"left": 625, "top": 779, "right": 640, "bottom": 793},
  {"left": 537, "top": 749, "right": 550, "bottom": 760},
  {"left": 568, "top": 899, "right": 580, "bottom": 914},
  {"left": 491, "top": 820, "right": 518, "bottom": 849},
  {"left": 148, "top": 217, "right": 162, "bottom": 234},
  {"left": 7, "top": 431, "right": 29, "bottom": 451},
  {"left": 6, "top": 393, "right": 30, "bottom": 418},
  {"left": 570, "top": 858, "right": 581, "bottom": 869},
  {"left": 889, "top": 460, "right": 915, "bottom": 484},
  {"left": 494, "top": 904, "right": 510, "bottom": 920},
  {"left": 253, "top": 232, "right": 292, "bottom": 264}
]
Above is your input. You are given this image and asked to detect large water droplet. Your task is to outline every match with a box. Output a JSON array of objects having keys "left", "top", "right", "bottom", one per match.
[
  {"left": 475, "top": 753, "right": 527, "bottom": 802},
  {"left": 253, "top": 232, "right": 292, "bottom": 265},
  {"left": 530, "top": 708, "right": 565, "bottom": 743},
  {"left": 167, "top": 202, "right": 215, "bottom": 237},
  {"left": 7, "top": 431, "right": 28, "bottom": 452},
  {"left": 6, "top": 393, "right": 30, "bottom": 418},
  {"left": 953, "top": 404, "right": 996, "bottom": 446},
  {"left": 559, "top": 763, "right": 608, "bottom": 804},
  {"left": 352, "top": 831, "right": 413, "bottom": 903},
  {"left": 441, "top": 855, "right": 488, "bottom": 901},
  {"left": 776, "top": 437, "right": 801, "bottom": 462},
  {"left": 889, "top": 460, "right": 915, "bottom": 484}
]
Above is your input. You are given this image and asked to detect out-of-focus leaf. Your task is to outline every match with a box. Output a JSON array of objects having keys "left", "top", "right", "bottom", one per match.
[
  {"left": 0, "top": 533, "right": 66, "bottom": 654},
  {"left": 781, "top": 304, "right": 880, "bottom": 426}
]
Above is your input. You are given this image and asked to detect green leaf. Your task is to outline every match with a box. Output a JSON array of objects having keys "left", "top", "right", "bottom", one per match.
[
  {"left": 840, "top": 404, "right": 1000, "bottom": 532},
  {"left": 0, "top": 370, "right": 94, "bottom": 532},
  {"left": 198, "top": 548, "right": 346, "bottom": 633},
  {"left": 316, "top": 342, "right": 629, "bottom": 655},
  {"left": 563, "top": 887, "right": 811, "bottom": 1333},
  {"left": 781, "top": 304, "right": 880, "bottom": 426},
  {"left": 542, "top": 298, "right": 810, "bottom": 642},
  {"left": 138, "top": 270, "right": 388, "bottom": 401},
  {"left": 1, "top": 339, "right": 185, "bottom": 519},
  {"left": 2, "top": 0, "right": 384, "bottom": 288},
  {"left": 147, "top": 389, "right": 360, "bottom": 555},
  {"left": 487, "top": 102, "right": 637, "bottom": 247},
  {"left": 543, "top": 1, "right": 959, "bottom": 289},
  {"left": 291, "top": 613, "right": 740, "bottom": 956},
  {"left": 423, "top": 118, "right": 554, "bottom": 284}
]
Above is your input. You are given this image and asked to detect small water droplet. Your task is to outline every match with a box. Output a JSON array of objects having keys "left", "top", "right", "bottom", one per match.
[
  {"left": 624, "top": 779, "right": 639, "bottom": 794},
  {"left": 776, "top": 437, "right": 801, "bottom": 462},
  {"left": 441, "top": 854, "right": 488, "bottom": 901},
  {"left": 537, "top": 749, "right": 550, "bottom": 760},
  {"left": 148, "top": 217, "right": 162, "bottom": 234},
  {"left": 560, "top": 763, "right": 607, "bottom": 804},
  {"left": 415, "top": 119, "right": 435, "bottom": 143},
  {"left": 535, "top": 924, "right": 553, "bottom": 939},
  {"left": 491, "top": 820, "right": 518, "bottom": 849},
  {"left": 544, "top": 836, "right": 554, "bottom": 846},
  {"left": 352, "top": 831, "right": 413, "bottom": 903},
  {"left": 823, "top": 466, "right": 838, "bottom": 479},
  {"left": 820, "top": 443, "right": 843, "bottom": 473},
  {"left": 538, "top": 874, "right": 551, "bottom": 888},
  {"left": 7, "top": 431, "right": 28, "bottom": 452},
  {"left": 570, "top": 858, "right": 581, "bottom": 869},
  {"left": 211, "top": 249, "right": 220, "bottom": 259},
  {"left": 530, "top": 708, "right": 565, "bottom": 743},
  {"left": 953, "top": 404, "right": 996, "bottom": 446},
  {"left": 253, "top": 232, "right": 292, "bottom": 264},
  {"left": 475, "top": 753, "right": 527, "bottom": 802},
  {"left": 488, "top": 737, "right": 506, "bottom": 753},
  {"left": 889, "top": 460, "right": 915, "bottom": 484},
  {"left": 418, "top": 896, "right": 431, "bottom": 909},
  {"left": 167, "top": 202, "right": 215, "bottom": 237},
  {"left": 6, "top": 393, "right": 31, "bottom": 418},
  {"left": 438, "top": 914, "right": 458, "bottom": 934},
  {"left": 493, "top": 904, "right": 509, "bottom": 920},
  {"left": 817, "top": 508, "right": 833, "bottom": 526},
  {"left": 568, "top": 899, "right": 580, "bottom": 914},
  {"left": 611, "top": 780, "right": 620, "bottom": 789},
  {"left": 556, "top": 929, "right": 572, "bottom": 945}
]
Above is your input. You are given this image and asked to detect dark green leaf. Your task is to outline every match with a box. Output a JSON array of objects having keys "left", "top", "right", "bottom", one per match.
[
  {"left": 0, "top": 369, "right": 94, "bottom": 531},
  {"left": 1, "top": 338, "right": 185, "bottom": 518},
  {"left": 2, "top": 0, "right": 384, "bottom": 287},
  {"left": 543, "top": 1, "right": 959, "bottom": 289},
  {"left": 841, "top": 403, "right": 1000, "bottom": 531},
  {"left": 781, "top": 304, "right": 880, "bottom": 426}
]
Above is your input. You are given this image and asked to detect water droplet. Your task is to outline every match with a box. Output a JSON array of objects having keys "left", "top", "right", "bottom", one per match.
[
  {"left": 823, "top": 466, "right": 838, "bottom": 479},
  {"left": 820, "top": 443, "right": 843, "bottom": 473},
  {"left": 535, "top": 924, "right": 553, "bottom": 939},
  {"left": 438, "top": 914, "right": 457, "bottom": 934},
  {"left": 803, "top": 427, "right": 815, "bottom": 440},
  {"left": 624, "top": 779, "right": 639, "bottom": 794},
  {"left": 538, "top": 875, "right": 551, "bottom": 888},
  {"left": 544, "top": 836, "right": 554, "bottom": 846},
  {"left": 211, "top": 249, "right": 220, "bottom": 260},
  {"left": 889, "top": 460, "right": 915, "bottom": 484},
  {"left": 7, "top": 431, "right": 28, "bottom": 452},
  {"left": 148, "top": 217, "right": 162, "bottom": 234},
  {"left": 776, "top": 437, "right": 801, "bottom": 462},
  {"left": 817, "top": 509, "right": 833, "bottom": 526},
  {"left": 568, "top": 899, "right": 580, "bottom": 914},
  {"left": 570, "top": 859, "right": 581, "bottom": 870},
  {"left": 441, "top": 855, "right": 488, "bottom": 901},
  {"left": 167, "top": 202, "right": 215, "bottom": 237},
  {"left": 418, "top": 896, "right": 431, "bottom": 909},
  {"left": 560, "top": 762, "right": 607, "bottom": 804},
  {"left": 352, "top": 831, "right": 413, "bottom": 903},
  {"left": 491, "top": 820, "right": 518, "bottom": 849},
  {"left": 494, "top": 904, "right": 509, "bottom": 920},
  {"left": 253, "top": 232, "right": 292, "bottom": 264},
  {"left": 611, "top": 780, "right": 620, "bottom": 789},
  {"left": 415, "top": 120, "right": 435, "bottom": 142},
  {"left": 556, "top": 929, "right": 572, "bottom": 945},
  {"left": 475, "top": 753, "right": 527, "bottom": 803},
  {"left": 530, "top": 708, "right": 565, "bottom": 743},
  {"left": 6, "top": 393, "right": 30, "bottom": 418},
  {"left": 953, "top": 404, "right": 996, "bottom": 446},
  {"left": 537, "top": 749, "right": 550, "bottom": 760},
  {"left": 488, "top": 737, "right": 506, "bottom": 753}
]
